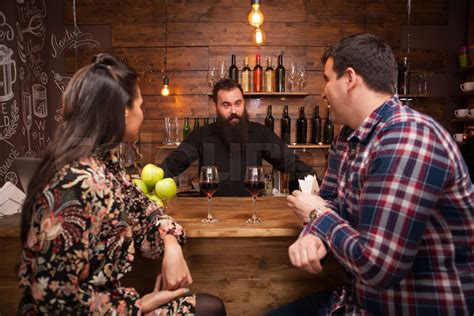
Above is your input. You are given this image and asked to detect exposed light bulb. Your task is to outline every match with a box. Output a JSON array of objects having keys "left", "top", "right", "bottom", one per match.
[
  {"left": 161, "top": 76, "right": 170, "bottom": 96},
  {"left": 248, "top": 0, "right": 264, "bottom": 27},
  {"left": 252, "top": 27, "right": 266, "bottom": 45}
]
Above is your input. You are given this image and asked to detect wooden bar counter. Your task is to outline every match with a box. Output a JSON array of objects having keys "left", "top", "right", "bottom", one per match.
[{"left": 0, "top": 197, "right": 343, "bottom": 315}]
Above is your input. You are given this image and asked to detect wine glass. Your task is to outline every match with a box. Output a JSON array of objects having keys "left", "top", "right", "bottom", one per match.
[
  {"left": 207, "top": 65, "right": 218, "bottom": 89},
  {"left": 297, "top": 67, "right": 306, "bottom": 91},
  {"left": 200, "top": 166, "right": 219, "bottom": 223},
  {"left": 218, "top": 60, "right": 226, "bottom": 80},
  {"left": 244, "top": 166, "right": 265, "bottom": 224},
  {"left": 287, "top": 62, "right": 297, "bottom": 92}
]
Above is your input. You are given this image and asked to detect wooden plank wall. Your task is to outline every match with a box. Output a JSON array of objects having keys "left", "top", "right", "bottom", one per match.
[{"left": 63, "top": 0, "right": 450, "bottom": 178}]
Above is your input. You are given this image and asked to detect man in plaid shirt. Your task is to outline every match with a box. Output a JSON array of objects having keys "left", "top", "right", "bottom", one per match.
[{"left": 271, "top": 34, "right": 474, "bottom": 315}]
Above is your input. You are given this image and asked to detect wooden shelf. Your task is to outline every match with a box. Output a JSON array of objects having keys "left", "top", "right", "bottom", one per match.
[
  {"left": 452, "top": 118, "right": 474, "bottom": 123},
  {"left": 288, "top": 144, "right": 330, "bottom": 149},
  {"left": 207, "top": 92, "right": 308, "bottom": 99},
  {"left": 157, "top": 143, "right": 331, "bottom": 150}
]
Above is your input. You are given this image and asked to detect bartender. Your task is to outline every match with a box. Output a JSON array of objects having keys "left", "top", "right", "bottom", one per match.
[{"left": 160, "top": 79, "right": 314, "bottom": 196}]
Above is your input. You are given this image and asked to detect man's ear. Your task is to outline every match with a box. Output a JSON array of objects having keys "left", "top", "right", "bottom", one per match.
[
  {"left": 346, "top": 67, "right": 357, "bottom": 89},
  {"left": 124, "top": 107, "right": 129, "bottom": 122}
]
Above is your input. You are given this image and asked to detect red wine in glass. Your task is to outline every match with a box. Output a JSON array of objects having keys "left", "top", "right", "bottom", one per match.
[
  {"left": 245, "top": 166, "right": 264, "bottom": 224},
  {"left": 200, "top": 166, "right": 219, "bottom": 223},
  {"left": 244, "top": 180, "right": 265, "bottom": 196},
  {"left": 200, "top": 180, "right": 219, "bottom": 196}
]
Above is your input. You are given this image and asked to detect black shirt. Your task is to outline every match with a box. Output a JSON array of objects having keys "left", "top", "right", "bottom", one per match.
[{"left": 160, "top": 122, "right": 313, "bottom": 196}]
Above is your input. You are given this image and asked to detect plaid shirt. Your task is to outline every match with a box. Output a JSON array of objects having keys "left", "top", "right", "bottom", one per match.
[{"left": 302, "top": 96, "right": 474, "bottom": 315}]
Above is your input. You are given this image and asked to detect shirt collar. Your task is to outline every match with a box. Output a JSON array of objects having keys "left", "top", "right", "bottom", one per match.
[{"left": 347, "top": 95, "right": 400, "bottom": 144}]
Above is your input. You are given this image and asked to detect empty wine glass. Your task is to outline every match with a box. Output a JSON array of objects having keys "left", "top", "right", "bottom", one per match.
[
  {"left": 244, "top": 166, "right": 265, "bottom": 224},
  {"left": 287, "top": 62, "right": 297, "bottom": 92},
  {"left": 297, "top": 67, "right": 306, "bottom": 91},
  {"left": 200, "top": 166, "right": 219, "bottom": 223},
  {"left": 207, "top": 65, "right": 218, "bottom": 89},
  {"left": 411, "top": 72, "right": 425, "bottom": 95},
  {"left": 218, "top": 60, "right": 226, "bottom": 80},
  {"left": 422, "top": 71, "right": 435, "bottom": 95}
]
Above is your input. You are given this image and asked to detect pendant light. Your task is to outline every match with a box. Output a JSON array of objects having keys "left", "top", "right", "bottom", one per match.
[
  {"left": 248, "top": 0, "right": 264, "bottom": 27},
  {"left": 161, "top": 0, "right": 170, "bottom": 96}
]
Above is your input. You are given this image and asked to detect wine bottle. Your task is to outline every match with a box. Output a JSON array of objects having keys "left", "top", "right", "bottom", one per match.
[
  {"left": 193, "top": 117, "right": 200, "bottom": 131},
  {"left": 275, "top": 54, "right": 285, "bottom": 92},
  {"left": 264, "top": 57, "right": 276, "bottom": 92},
  {"left": 311, "top": 105, "right": 322, "bottom": 144},
  {"left": 183, "top": 116, "right": 191, "bottom": 139},
  {"left": 296, "top": 106, "right": 307, "bottom": 144},
  {"left": 204, "top": 117, "right": 209, "bottom": 126},
  {"left": 253, "top": 53, "right": 263, "bottom": 92},
  {"left": 229, "top": 54, "right": 239, "bottom": 83},
  {"left": 241, "top": 57, "right": 252, "bottom": 93},
  {"left": 264, "top": 105, "right": 274, "bottom": 132},
  {"left": 281, "top": 105, "right": 291, "bottom": 144},
  {"left": 323, "top": 110, "right": 334, "bottom": 144},
  {"left": 398, "top": 56, "right": 410, "bottom": 95}
]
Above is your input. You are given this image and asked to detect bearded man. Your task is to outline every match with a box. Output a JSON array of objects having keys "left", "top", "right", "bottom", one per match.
[{"left": 160, "top": 79, "right": 313, "bottom": 196}]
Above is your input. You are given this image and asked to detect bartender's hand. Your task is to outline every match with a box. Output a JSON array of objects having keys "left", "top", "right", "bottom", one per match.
[
  {"left": 289, "top": 234, "right": 327, "bottom": 274},
  {"left": 287, "top": 190, "right": 327, "bottom": 223},
  {"left": 141, "top": 275, "right": 191, "bottom": 314},
  {"left": 161, "top": 235, "right": 193, "bottom": 290}
]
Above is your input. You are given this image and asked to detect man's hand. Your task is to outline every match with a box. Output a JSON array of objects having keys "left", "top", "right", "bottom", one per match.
[
  {"left": 161, "top": 235, "right": 193, "bottom": 290},
  {"left": 287, "top": 190, "right": 327, "bottom": 223},
  {"left": 142, "top": 274, "right": 191, "bottom": 314},
  {"left": 289, "top": 234, "right": 328, "bottom": 274}
]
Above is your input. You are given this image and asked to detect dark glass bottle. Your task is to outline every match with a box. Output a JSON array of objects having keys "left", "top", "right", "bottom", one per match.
[
  {"left": 253, "top": 53, "right": 263, "bottom": 92},
  {"left": 264, "top": 105, "right": 274, "bottom": 132},
  {"left": 323, "top": 110, "right": 334, "bottom": 144},
  {"left": 204, "top": 117, "right": 209, "bottom": 126},
  {"left": 241, "top": 57, "right": 252, "bottom": 93},
  {"left": 398, "top": 56, "right": 410, "bottom": 95},
  {"left": 183, "top": 116, "right": 191, "bottom": 139},
  {"left": 229, "top": 54, "right": 239, "bottom": 83},
  {"left": 193, "top": 117, "right": 200, "bottom": 131},
  {"left": 275, "top": 54, "right": 286, "bottom": 92},
  {"left": 296, "top": 106, "right": 307, "bottom": 144},
  {"left": 281, "top": 105, "right": 291, "bottom": 144},
  {"left": 311, "top": 105, "right": 322, "bottom": 144}
]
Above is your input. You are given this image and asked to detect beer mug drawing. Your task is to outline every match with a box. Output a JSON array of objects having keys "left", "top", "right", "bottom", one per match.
[
  {"left": 32, "top": 84, "right": 47, "bottom": 118},
  {"left": 0, "top": 45, "right": 17, "bottom": 102}
]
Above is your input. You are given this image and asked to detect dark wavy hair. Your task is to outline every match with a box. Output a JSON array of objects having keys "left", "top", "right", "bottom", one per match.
[
  {"left": 321, "top": 33, "right": 397, "bottom": 95},
  {"left": 212, "top": 79, "right": 244, "bottom": 103},
  {"left": 20, "top": 54, "right": 139, "bottom": 244}
]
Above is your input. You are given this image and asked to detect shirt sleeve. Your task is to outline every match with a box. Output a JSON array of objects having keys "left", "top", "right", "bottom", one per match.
[
  {"left": 24, "top": 168, "right": 142, "bottom": 314},
  {"left": 123, "top": 172, "right": 186, "bottom": 259},
  {"left": 303, "top": 122, "right": 453, "bottom": 290},
  {"left": 160, "top": 129, "right": 201, "bottom": 178}
]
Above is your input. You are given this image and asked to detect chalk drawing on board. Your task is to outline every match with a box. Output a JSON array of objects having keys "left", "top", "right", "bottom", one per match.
[
  {"left": 21, "top": 91, "right": 35, "bottom": 158},
  {"left": 51, "top": 27, "right": 100, "bottom": 59},
  {"left": 0, "top": 45, "right": 17, "bottom": 102},
  {"left": 0, "top": 100, "right": 19, "bottom": 147},
  {"left": 0, "top": 12, "right": 15, "bottom": 41},
  {"left": 52, "top": 71, "right": 71, "bottom": 93},
  {"left": 40, "top": 71, "right": 47, "bottom": 84},
  {"left": 17, "top": 13, "right": 45, "bottom": 41},
  {"left": 32, "top": 84, "right": 47, "bottom": 118},
  {"left": 5, "top": 171, "right": 18, "bottom": 186}
]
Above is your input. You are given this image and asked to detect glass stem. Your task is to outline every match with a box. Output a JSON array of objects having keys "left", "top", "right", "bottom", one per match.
[
  {"left": 252, "top": 195, "right": 257, "bottom": 219},
  {"left": 207, "top": 195, "right": 213, "bottom": 220}
]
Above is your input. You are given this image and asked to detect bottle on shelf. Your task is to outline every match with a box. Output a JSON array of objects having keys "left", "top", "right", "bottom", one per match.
[
  {"left": 323, "top": 109, "right": 334, "bottom": 144},
  {"left": 241, "top": 57, "right": 252, "bottom": 93},
  {"left": 275, "top": 54, "right": 286, "bottom": 92},
  {"left": 229, "top": 54, "right": 239, "bottom": 83},
  {"left": 193, "top": 117, "right": 200, "bottom": 131},
  {"left": 204, "top": 117, "right": 209, "bottom": 126},
  {"left": 213, "top": 116, "right": 217, "bottom": 123},
  {"left": 264, "top": 105, "right": 274, "bottom": 132},
  {"left": 253, "top": 53, "right": 263, "bottom": 92},
  {"left": 296, "top": 106, "right": 307, "bottom": 144},
  {"left": 311, "top": 105, "right": 322, "bottom": 144},
  {"left": 183, "top": 116, "right": 191, "bottom": 139},
  {"left": 398, "top": 56, "right": 410, "bottom": 95},
  {"left": 281, "top": 105, "right": 291, "bottom": 144},
  {"left": 264, "top": 57, "right": 276, "bottom": 92}
]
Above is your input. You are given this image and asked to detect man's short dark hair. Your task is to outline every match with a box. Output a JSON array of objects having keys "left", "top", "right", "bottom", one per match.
[
  {"left": 212, "top": 79, "right": 244, "bottom": 103},
  {"left": 321, "top": 33, "right": 397, "bottom": 95}
]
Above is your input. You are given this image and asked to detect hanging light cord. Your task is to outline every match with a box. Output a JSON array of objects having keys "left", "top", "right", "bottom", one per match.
[
  {"left": 163, "top": 0, "right": 168, "bottom": 75},
  {"left": 73, "top": 0, "right": 78, "bottom": 70}
]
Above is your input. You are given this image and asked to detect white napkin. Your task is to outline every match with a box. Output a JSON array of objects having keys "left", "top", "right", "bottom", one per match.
[
  {"left": 298, "top": 175, "right": 320, "bottom": 194},
  {"left": 0, "top": 181, "right": 25, "bottom": 217}
]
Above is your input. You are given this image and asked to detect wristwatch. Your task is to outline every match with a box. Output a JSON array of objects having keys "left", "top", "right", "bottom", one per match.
[{"left": 308, "top": 206, "right": 326, "bottom": 222}]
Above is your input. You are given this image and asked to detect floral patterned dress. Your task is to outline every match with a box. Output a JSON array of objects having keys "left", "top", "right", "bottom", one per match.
[{"left": 18, "top": 152, "right": 196, "bottom": 315}]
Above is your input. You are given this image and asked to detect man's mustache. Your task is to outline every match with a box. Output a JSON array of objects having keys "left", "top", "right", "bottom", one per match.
[{"left": 227, "top": 114, "right": 241, "bottom": 121}]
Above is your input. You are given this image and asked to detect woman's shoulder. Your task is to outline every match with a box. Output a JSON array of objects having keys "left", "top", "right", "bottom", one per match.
[{"left": 50, "top": 155, "right": 108, "bottom": 190}]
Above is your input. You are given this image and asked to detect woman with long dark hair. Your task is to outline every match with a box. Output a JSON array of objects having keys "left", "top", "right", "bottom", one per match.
[{"left": 18, "top": 54, "right": 225, "bottom": 315}]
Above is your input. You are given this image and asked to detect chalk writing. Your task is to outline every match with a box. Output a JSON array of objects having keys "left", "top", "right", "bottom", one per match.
[
  {"left": 0, "top": 100, "right": 19, "bottom": 144},
  {"left": 0, "top": 12, "right": 14, "bottom": 41},
  {"left": 51, "top": 27, "right": 100, "bottom": 58},
  {"left": 0, "top": 148, "right": 20, "bottom": 177}
]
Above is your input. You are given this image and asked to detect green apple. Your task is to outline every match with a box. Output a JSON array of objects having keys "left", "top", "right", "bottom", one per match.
[
  {"left": 147, "top": 194, "right": 164, "bottom": 207},
  {"left": 141, "top": 164, "right": 164, "bottom": 187},
  {"left": 132, "top": 178, "right": 148, "bottom": 194},
  {"left": 154, "top": 178, "right": 177, "bottom": 199}
]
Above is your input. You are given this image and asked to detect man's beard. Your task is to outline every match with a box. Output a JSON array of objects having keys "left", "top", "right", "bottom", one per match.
[{"left": 215, "top": 109, "right": 249, "bottom": 150}]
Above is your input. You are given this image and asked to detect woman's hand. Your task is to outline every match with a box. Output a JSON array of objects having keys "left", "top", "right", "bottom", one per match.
[
  {"left": 161, "top": 235, "right": 193, "bottom": 290},
  {"left": 141, "top": 275, "right": 190, "bottom": 314},
  {"left": 287, "top": 190, "right": 327, "bottom": 223}
]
